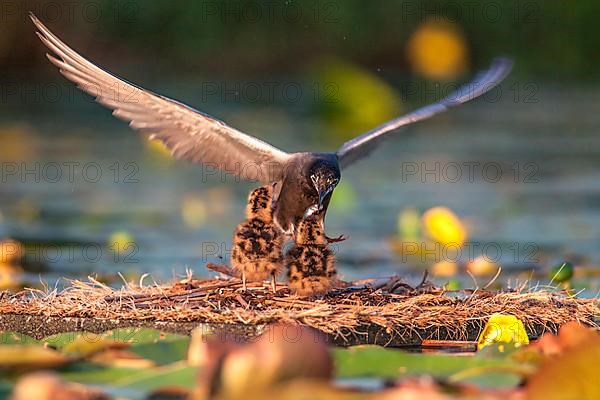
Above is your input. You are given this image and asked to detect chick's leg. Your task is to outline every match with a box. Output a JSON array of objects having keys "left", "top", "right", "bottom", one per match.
[{"left": 271, "top": 274, "right": 277, "bottom": 293}]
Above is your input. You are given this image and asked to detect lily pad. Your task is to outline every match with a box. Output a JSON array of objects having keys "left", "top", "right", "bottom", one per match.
[
  {"left": 0, "top": 345, "right": 71, "bottom": 372},
  {"left": 43, "top": 328, "right": 186, "bottom": 349},
  {"left": 112, "top": 361, "right": 197, "bottom": 391},
  {"left": 0, "top": 332, "right": 38, "bottom": 345},
  {"left": 334, "top": 345, "right": 523, "bottom": 388},
  {"left": 130, "top": 337, "right": 190, "bottom": 365}
]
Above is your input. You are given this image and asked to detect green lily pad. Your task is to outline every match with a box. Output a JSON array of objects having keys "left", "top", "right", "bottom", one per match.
[
  {"left": 43, "top": 328, "right": 186, "bottom": 349},
  {"left": 334, "top": 345, "right": 524, "bottom": 388},
  {"left": 0, "top": 332, "right": 38, "bottom": 345},
  {"left": 0, "top": 379, "right": 13, "bottom": 399},
  {"left": 101, "top": 328, "right": 187, "bottom": 344},
  {"left": 550, "top": 262, "right": 574, "bottom": 283},
  {"left": 115, "top": 362, "right": 196, "bottom": 389},
  {"left": 60, "top": 363, "right": 142, "bottom": 384},
  {"left": 130, "top": 337, "right": 190, "bottom": 365},
  {"left": 0, "top": 345, "right": 71, "bottom": 372}
]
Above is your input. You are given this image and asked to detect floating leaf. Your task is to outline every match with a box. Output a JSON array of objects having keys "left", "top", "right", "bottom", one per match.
[
  {"left": 60, "top": 363, "right": 142, "bottom": 385},
  {"left": 101, "top": 328, "right": 186, "bottom": 344},
  {"left": 112, "top": 361, "right": 197, "bottom": 391},
  {"left": 89, "top": 349, "right": 155, "bottom": 369},
  {"left": 44, "top": 331, "right": 104, "bottom": 348},
  {"left": 467, "top": 256, "right": 500, "bottom": 277},
  {"left": 335, "top": 345, "right": 522, "bottom": 388},
  {"left": 550, "top": 262, "right": 574, "bottom": 283},
  {"left": 397, "top": 208, "right": 421, "bottom": 241},
  {"left": 0, "top": 345, "right": 70, "bottom": 372},
  {"left": 0, "top": 332, "right": 38, "bottom": 345},
  {"left": 477, "top": 314, "right": 529, "bottom": 351},
  {"left": 11, "top": 371, "right": 106, "bottom": 400},
  {"left": 130, "top": 338, "right": 190, "bottom": 365},
  {"left": 406, "top": 18, "right": 469, "bottom": 80},
  {"left": 108, "top": 231, "right": 135, "bottom": 254},
  {"left": 422, "top": 206, "right": 467, "bottom": 247},
  {"left": 61, "top": 334, "right": 127, "bottom": 358},
  {"left": 45, "top": 328, "right": 185, "bottom": 348},
  {"left": 0, "top": 263, "right": 24, "bottom": 290},
  {"left": 0, "top": 239, "right": 23, "bottom": 264},
  {"left": 431, "top": 260, "right": 458, "bottom": 277}
]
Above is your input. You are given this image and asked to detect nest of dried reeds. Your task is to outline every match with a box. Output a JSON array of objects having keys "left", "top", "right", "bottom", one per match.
[{"left": 0, "top": 267, "right": 598, "bottom": 346}]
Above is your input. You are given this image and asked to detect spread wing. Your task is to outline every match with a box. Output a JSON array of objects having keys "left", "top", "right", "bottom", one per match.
[
  {"left": 30, "top": 13, "right": 290, "bottom": 184},
  {"left": 336, "top": 58, "right": 513, "bottom": 168}
]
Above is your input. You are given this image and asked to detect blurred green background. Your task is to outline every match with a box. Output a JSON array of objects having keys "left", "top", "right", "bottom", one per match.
[
  {"left": 0, "top": 0, "right": 599, "bottom": 293},
  {"left": 3, "top": 0, "right": 600, "bottom": 80}
]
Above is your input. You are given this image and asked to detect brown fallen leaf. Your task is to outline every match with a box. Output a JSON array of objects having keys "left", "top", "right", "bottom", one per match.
[
  {"left": 265, "top": 379, "right": 366, "bottom": 400},
  {"left": 379, "top": 377, "right": 525, "bottom": 400},
  {"left": 89, "top": 349, "right": 155, "bottom": 368},
  {"left": 529, "top": 321, "right": 597, "bottom": 356},
  {"left": 193, "top": 324, "right": 332, "bottom": 400},
  {"left": 11, "top": 371, "right": 108, "bottom": 400},
  {"left": 61, "top": 335, "right": 130, "bottom": 358},
  {"left": 147, "top": 386, "right": 190, "bottom": 400},
  {"left": 526, "top": 332, "right": 600, "bottom": 400}
]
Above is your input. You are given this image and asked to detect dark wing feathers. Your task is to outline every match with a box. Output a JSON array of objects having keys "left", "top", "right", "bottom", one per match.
[
  {"left": 31, "top": 14, "right": 290, "bottom": 183},
  {"left": 336, "top": 58, "right": 513, "bottom": 168}
]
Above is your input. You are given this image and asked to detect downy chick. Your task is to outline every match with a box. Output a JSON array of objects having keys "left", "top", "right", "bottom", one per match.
[
  {"left": 286, "top": 216, "right": 337, "bottom": 296},
  {"left": 231, "top": 185, "right": 283, "bottom": 292}
]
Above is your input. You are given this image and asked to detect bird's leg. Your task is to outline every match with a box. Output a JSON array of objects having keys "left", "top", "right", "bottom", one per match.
[
  {"left": 270, "top": 274, "right": 277, "bottom": 293},
  {"left": 326, "top": 234, "right": 348, "bottom": 244},
  {"left": 242, "top": 272, "right": 247, "bottom": 291}
]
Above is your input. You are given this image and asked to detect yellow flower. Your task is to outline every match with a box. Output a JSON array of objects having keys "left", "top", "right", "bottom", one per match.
[
  {"left": 477, "top": 314, "right": 529, "bottom": 351},
  {"left": 407, "top": 19, "right": 469, "bottom": 80},
  {"left": 422, "top": 206, "right": 467, "bottom": 246}
]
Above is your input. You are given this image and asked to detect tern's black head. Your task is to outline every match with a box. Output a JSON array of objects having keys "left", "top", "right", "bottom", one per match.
[{"left": 307, "top": 158, "right": 340, "bottom": 213}]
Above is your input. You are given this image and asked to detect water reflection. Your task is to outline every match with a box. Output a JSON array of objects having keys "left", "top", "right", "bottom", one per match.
[{"left": 0, "top": 87, "right": 599, "bottom": 297}]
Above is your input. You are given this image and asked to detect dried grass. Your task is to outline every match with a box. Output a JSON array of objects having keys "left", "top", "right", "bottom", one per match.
[{"left": 1, "top": 273, "right": 598, "bottom": 344}]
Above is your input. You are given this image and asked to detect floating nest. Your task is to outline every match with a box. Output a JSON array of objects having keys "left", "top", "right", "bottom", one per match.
[{"left": 0, "top": 266, "right": 598, "bottom": 346}]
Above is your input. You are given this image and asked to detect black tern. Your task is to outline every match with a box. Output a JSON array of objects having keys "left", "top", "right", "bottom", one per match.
[{"left": 31, "top": 14, "right": 512, "bottom": 235}]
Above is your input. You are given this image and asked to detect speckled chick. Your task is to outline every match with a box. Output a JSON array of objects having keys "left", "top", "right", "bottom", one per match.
[
  {"left": 286, "top": 216, "right": 337, "bottom": 297},
  {"left": 231, "top": 185, "right": 283, "bottom": 292}
]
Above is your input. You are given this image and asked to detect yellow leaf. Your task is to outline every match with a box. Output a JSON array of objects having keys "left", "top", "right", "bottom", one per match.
[
  {"left": 61, "top": 333, "right": 128, "bottom": 358},
  {"left": 467, "top": 256, "right": 500, "bottom": 277},
  {"left": 0, "top": 345, "right": 70, "bottom": 371},
  {"left": 422, "top": 206, "right": 467, "bottom": 246},
  {"left": 431, "top": 260, "right": 458, "bottom": 277},
  {"left": 477, "top": 314, "right": 529, "bottom": 351},
  {"left": 406, "top": 18, "right": 469, "bottom": 80}
]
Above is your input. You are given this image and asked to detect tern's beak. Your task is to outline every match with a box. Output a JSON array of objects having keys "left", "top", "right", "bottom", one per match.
[{"left": 317, "top": 185, "right": 335, "bottom": 211}]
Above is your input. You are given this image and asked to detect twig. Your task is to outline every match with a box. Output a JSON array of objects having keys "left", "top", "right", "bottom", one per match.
[
  {"left": 482, "top": 266, "right": 502, "bottom": 290},
  {"left": 206, "top": 263, "right": 240, "bottom": 278}
]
